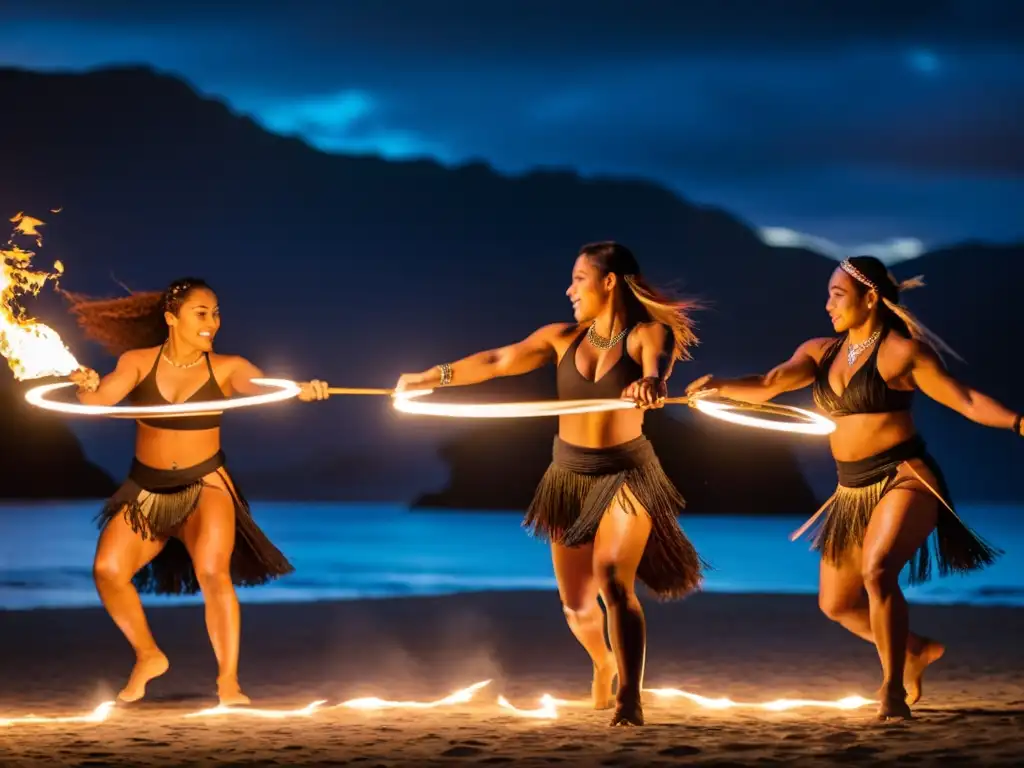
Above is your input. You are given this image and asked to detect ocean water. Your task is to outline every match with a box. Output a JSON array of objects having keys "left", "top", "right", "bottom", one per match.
[{"left": 0, "top": 501, "right": 1021, "bottom": 611}]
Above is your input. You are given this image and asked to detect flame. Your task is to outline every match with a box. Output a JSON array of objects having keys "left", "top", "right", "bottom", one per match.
[
  {"left": 646, "top": 688, "right": 875, "bottom": 711},
  {"left": 0, "top": 212, "right": 81, "bottom": 380},
  {"left": 0, "top": 700, "right": 115, "bottom": 727},
  {"left": 337, "top": 679, "right": 491, "bottom": 710},
  {"left": 184, "top": 700, "right": 328, "bottom": 719},
  {"left": 0, "top": 684, "right": 874, "bottom": 729},
  {"left": 496, "top": 693, "right": 566, "bottom": 719}
]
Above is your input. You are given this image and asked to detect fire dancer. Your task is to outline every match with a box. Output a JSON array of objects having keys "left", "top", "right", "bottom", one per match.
[
  {"left": 396, "top": 242, "right": 707, "bottom": 727},
  {"left": 686, "top": 256, "right": 1014, "bottom": 720},
  {"left": 64, "top": 277, "right": 328, "bottom": 706}
]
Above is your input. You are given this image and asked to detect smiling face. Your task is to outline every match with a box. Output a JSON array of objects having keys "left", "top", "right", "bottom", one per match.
[
  {"left": 166, "top": 287, "right": 221, "bottom": 351},
  {"left": 825, "top": 267, "right": 874, "bottom": 333},
  {"left": 566, "top": 254, "right": 616, "bottom": 322}
]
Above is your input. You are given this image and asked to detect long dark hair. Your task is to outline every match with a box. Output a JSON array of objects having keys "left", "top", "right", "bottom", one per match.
[
  {"left": 840, "top": 256, "right": 960, "bottom": 362},
  {"left": 578, "top": 241, "right": 701, "bottom": 361},
  {"left": 63, "top": 277, "right": 212, "bottom": 356}
]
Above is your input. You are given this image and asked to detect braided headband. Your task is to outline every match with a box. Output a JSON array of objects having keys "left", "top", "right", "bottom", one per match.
[{"left": 838, "top": 260, "right": 961, "bottom": 363}]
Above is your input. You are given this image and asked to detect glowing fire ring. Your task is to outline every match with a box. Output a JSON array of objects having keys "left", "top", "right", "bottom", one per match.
[
  {"left": 391, "top": 389, "right": 636, "bottom": 418},
  {"left": 392, "top": 389, "right": 836, "bottom": 435},
  {"left": 23, "top": 378, "right": 301, "bottom": 419},
  {"left": 689, "top": 393, "right": 836, "bottom": 436}
]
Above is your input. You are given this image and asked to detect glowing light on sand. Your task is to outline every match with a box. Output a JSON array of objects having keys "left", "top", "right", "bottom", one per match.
[
  {"left": 0, "top": 685, "right": 874, "bottom": 729},
  {"left": 338, "top": 679, "right": 492, "bottom": 710},
  {"left": 646, "top": 688, "right": 875, "bottom": 711},
  {"left": 496, "top": 694, "right": 563, "bottom": 719},
  {"left": 0, "top": 700, "right": 115, "bottom": 727},
  {"left": 184, "top": 700, "right": 328, "bottom": 719},
  {"left": 0, "top": 212, "right": 81, "bottom": 380},
  {"left": 25, "top": 378, "right": 301, "bottom": 418}
]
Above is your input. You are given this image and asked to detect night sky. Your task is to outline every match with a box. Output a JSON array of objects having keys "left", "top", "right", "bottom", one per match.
[{"left": 3, "top": 0, "right": 1022, "bottom": 261}]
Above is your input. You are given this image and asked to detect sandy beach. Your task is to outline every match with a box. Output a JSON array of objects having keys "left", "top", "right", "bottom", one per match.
[{"left": 2, "top": 590, "right": 1023, "bottom": 766}]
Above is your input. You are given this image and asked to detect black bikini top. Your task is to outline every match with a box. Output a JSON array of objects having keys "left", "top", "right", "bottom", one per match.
[
  {"left": 127, "top": 343, "right": 226, "bottom": 430},
  {"left": 812, "top": 331, "right": 913, "bottom": 417},
  {"left": 556, "top": 326, "right": 643, "bottom": 401}
]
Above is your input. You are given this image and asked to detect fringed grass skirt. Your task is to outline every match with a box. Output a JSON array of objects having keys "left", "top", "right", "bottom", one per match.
[
  {"left": 796, "top": 435, "right": 1001, "bottom": 585},
  {"left": 524, "top": 435, "right": 707, "bottom": 600},
  {"left": 98, "top": 450, "right": 294, "bottom": 595}
]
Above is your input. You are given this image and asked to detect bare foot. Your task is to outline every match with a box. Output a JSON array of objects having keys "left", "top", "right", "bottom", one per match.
[
  {"left": 609, "top": 693, "right": 644, "bottom": 727},
  {"left": 217, "top": 676, "right": 251, "bottom": 707},
  {"left": 117, "top": 651, "right": 169, "bottom": 702},
  {"left": 592, "top": 654, "right": 617, "bottom": 710},
  {"left": 905, "top": 639, "right": 945, "bottom": 705},
  {"left": 876, "top": 684, "right": 912, "bottom": 722}
]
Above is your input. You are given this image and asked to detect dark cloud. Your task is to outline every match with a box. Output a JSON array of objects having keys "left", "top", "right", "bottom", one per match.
[
  {"left": 10, "top": 0, "right": 1024, "bottom": 52},
  {"left": 1, "top": 0, "right": 1022, "bottom": 247}
]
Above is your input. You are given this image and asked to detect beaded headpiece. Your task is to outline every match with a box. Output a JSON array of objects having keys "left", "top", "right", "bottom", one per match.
[{"left": 838, "top": 259, "right": 960, "bottom": 363}]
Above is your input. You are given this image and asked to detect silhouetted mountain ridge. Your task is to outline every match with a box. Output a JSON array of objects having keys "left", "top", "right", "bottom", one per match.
[{"left": 0, "top": 64, "right": 1020, "bottom": 506}]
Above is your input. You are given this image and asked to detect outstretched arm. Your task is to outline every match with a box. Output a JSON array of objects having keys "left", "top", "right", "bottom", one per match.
[
  {"left": 685, "top": 338, "right": 826, "bottom": 404},
  {"left": 911, "top": 344, "right": 1022, "bottom": 434},
  {"left": 396, "top": 323, "right": 568, "bottom": 391},
  {"left": 72, "top": 353, "right": 141, "bottom": 406}
]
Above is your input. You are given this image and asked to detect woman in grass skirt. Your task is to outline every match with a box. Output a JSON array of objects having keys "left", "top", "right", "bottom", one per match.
[
  {"left": 687, "top": 256, "right": 1015, "bottom": 721},
  {"left": 66, "top": 277, "right": 328, "bottom": 705},
  {"left": 397, "top": 242, "right": 707, "bottom": 726}
]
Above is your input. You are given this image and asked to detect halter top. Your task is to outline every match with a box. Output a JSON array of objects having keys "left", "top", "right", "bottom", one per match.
[
  {"left": 812, "top": 331, "right": 913, "bottom": 417},
  {"left": 556, "top": 326, "right": 643, "bottom": 401},
  {"left": 127, "top": 342, "right": 226, "bottom": 430}
]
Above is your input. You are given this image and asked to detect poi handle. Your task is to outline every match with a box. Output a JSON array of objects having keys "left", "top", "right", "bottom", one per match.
[{"left": 325, "top": 387, "right": 395, "bottom": 396}]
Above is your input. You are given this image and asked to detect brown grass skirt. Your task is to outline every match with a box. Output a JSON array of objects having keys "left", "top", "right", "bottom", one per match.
[
  {"left": 97, "top": 450, "right": 294, "bottom": 595},
  {"left": 523, "top": 435, "right": 707, "bottom": 600},
  {"left": 797, "top": 435, "right": 1001, "bottom": 585}
]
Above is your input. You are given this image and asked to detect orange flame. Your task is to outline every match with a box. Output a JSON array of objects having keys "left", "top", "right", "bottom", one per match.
[
  {"left": 0, "top": 684, "right": 874, "bottom": 729},
  {"left": 0, "top": 700, "right": 115, "bottom": 727},
  {"left": 0, "top": 212, "right": 81, "bottom": 380},
  {"left": 184, "top": 700, "right": 328, "bottom": 719},
  {"left": 496, "top": 693, "right": 566, "bottom": 719},
  {"left": 646, "top": 688, "right": 874, "bottom": 711},
  {"left": 337, "top": 679, "right": 491, "bottom": 710}
]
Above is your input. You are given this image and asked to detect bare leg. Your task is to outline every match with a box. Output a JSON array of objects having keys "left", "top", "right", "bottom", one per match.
[
  {"left": 93, "top": 508, "right": 169, "bottom": 702},
  {"left": 594, "top": 486, "right": 652, "bottom": 727},
  {"left": 819, "top": 551, "right": 944, "bottom": 705},
  {"left": 551, "top": 541, "right": 616, "bottom": 709},
  {"left": 862, "top": 469, "right": 939, "bottom": 721},
  {"left": 181, "top": 472, "right": 247, "bottom": 706}
]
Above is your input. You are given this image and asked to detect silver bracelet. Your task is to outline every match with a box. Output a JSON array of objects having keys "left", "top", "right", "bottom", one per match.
[{"left": 438, "top": 362, "right": 453, "bottom": 387}]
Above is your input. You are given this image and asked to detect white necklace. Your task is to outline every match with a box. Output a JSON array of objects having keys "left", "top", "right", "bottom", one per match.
[
  {"left": 847, "top": 329, "right": 881, "bottom": 367},
  {"left": 161, "top": 351, "right": 204, "bottom": 369}
]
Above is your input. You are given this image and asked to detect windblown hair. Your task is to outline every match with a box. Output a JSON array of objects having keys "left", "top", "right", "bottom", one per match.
[
  {"left": 578, "top": 241, "right": 701, "bottom": 361},
  {"left": 840, "top": 256, "right": 961, "bottom": 363},
  {"left": 63, "top": 277, "right": 212, "bottom": 357}
]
